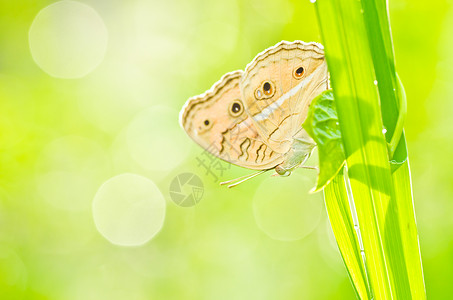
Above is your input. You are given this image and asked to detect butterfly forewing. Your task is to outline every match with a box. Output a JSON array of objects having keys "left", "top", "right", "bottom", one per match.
[{"left": 240, "top": 41, "right": 329, "bottom": 155}]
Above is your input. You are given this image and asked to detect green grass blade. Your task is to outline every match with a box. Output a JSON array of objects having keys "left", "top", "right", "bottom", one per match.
[
  {"left": 315, "top": 1, "right": 392, "bottom": 297},
  {"left": 314, "top": 0, "right": 414, "bottom": 298},
  {"left": 361, "top": 0, "right": 426, "bottom": 297},
  {"left": 324, "top": 171, "right": 371, "bottom": 300},
  {"left": 361, "top": 0, "right": 400, "bottom": 145},
  {"left": 392, "top": 158, "right": 426, "bottom": 298}
]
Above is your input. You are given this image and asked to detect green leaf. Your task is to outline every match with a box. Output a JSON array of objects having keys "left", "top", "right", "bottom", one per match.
[{"left": 303, "top": 90, "right": 345, "bottom": 192}]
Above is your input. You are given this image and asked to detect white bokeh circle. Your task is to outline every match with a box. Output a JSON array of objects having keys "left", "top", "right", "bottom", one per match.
[
  {"left": 253, "top": 173, "right": 323, "bottom": 241},
  {"left": 92, "top": 173, "right": 166, "bottom": 246},
  {"left": 29, "top": 0, "right": 108, "bottom": 78},
  {"left": 126, "top": 106, "right": 191, "bottom": 172},
  {"left": 35, "top": 135, "right": 110, "bottom": 211}
]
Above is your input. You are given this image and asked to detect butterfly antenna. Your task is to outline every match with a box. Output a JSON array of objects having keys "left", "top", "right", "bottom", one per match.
[{"left": 220, "top": 170, "right": 268, "bottom": 188}]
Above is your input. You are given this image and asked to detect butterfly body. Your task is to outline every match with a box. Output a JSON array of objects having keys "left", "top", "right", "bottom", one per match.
[
  {"left": 274, "top": 130, "right": 317, "bottom": 176},
  {"left": 180, "top": 41, "right": 328, "bottom": 183}
]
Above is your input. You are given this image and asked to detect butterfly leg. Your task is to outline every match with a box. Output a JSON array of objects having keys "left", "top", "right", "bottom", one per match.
[{"left": 300, "top": 165, "right": 319, "bottom": 171}]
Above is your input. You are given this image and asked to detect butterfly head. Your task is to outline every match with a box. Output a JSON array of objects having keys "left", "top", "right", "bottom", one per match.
[{"left": 275, "top": 165, "right": 291, "bottom": 177}]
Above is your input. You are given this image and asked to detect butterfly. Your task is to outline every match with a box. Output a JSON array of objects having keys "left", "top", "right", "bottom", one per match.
[{"left": 179, "top": 41, "right": 329, "bottom": 187}]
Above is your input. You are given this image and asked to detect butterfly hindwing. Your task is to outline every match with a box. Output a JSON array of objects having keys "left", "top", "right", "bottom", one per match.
[{"left": 180, "top": 71, "right": 284, "bottom": 170}]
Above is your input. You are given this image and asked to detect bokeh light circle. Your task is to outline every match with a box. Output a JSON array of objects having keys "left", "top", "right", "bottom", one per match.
[
  {"left": 126, "top": 106, "right": 191, "bottom": 172},
  {"left": 35, "top": 136, "right": 110, "bottom": 211},
  {"left": 29, "top": 0, "right": 108, "bottom": 78},
  {"left": 92, "top": 173, "right": 166, "bottom": 246},
  {"left": 253, "top": 173, "right": 323, "bottom": 241}
]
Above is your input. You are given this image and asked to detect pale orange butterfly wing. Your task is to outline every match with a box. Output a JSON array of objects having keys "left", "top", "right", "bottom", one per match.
[
  {"left": 180, "top": 70, "right": 284, "bottom": 170},
  {"left": 240, "top": 41, "right": 329, "bottom": 156}
]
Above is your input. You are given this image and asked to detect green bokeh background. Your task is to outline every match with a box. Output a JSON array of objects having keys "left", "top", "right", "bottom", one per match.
[{"left": 0, "top": 0, "right": 451, "bottom": 299}]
